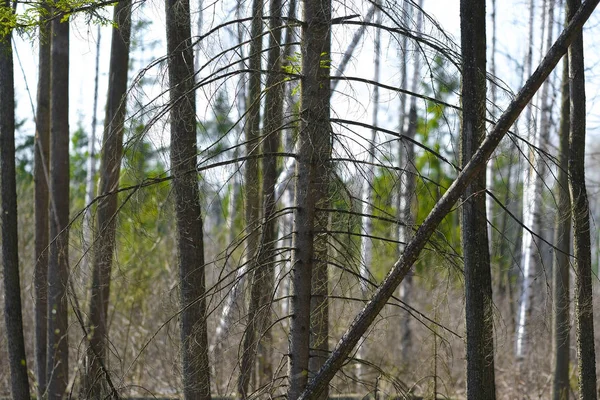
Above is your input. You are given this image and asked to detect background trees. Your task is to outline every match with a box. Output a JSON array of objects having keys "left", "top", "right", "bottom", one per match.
[{"left": 1, "top": 0, "right": 600, "bottom": 399}]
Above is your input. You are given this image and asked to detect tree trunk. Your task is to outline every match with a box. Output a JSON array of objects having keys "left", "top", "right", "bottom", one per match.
[
  {"left": 166, "top": 0, "right": 211, "bottom": 398},
  {"left": 296, "top": 2, "right": 600, "bottom": 396},
  {"left": 237, "top": 0, "right": 263, "bottom": 395},
  {"left": 46, "top": 11, "right": 70, "bottom": 400},
  {"left": 515, "top": 0, "right": 541, "bottom": 361},
  {"left": 239, "top": 0, "right": 284, "bottom": 395},
  {"left": 567, "top": 0, "right": 597, "bottom": 398},
  {"left": 0, "top": 7, "right": 32, "bottom": 399},
  {"left": 552, "top": 54, "right": 570, "bottom": 400},
  {"left": 460, "top": 0, "right": 496, "bottom": 398},
  {"left": 85, "top": 1, "right": 132, "bottom": 397},
  {"left": 287, "top": 0, "right": 331, "bottom": 397},
  {"left": 398, "top": 0, "right": 423, "bottom": 364},
  {"left": 34, "top": 11, "right": 51, "bottom": 399}
]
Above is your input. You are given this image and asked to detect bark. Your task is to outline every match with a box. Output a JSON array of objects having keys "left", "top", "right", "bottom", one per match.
[
  {"left": 567, "top": 0, "right": 597, "bottom": 398},
  {"left": 297, "top": 2, "right": 600, "bottom": 397},
  {"left": 46, "top": 12, "right": 70, "bottom": 400},
  {"left": 515, "top": 0, "right": 541, "bottom": 361},
  {"left": 287, "top": 0, "right": 331, "bottom": 397},
  {"left": 0, "top": 9, "right": 32, "bottom": 399},
  {"left": 237, "top": 0, "right": 262, "bottom": 395},
  {"left": 460, "top": 0, "right": 496, "bottom": 398},
  {"left": 552, "top": 55, "right": 570, "bottom": 400},
  {"left": 84, "top": 1, "right": 132, "bottom": 397},
  {"left": 239, "top": 0, "right": 283, "bottom": 395},
  {"left": 166, "top": 0, "right": 211, "bottom": 398},
  {"left": 34, "top": 11, "right": 51, "bottom": 399}
]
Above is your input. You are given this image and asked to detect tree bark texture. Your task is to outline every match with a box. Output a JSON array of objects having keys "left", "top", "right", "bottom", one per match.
[
  {"left": 237, "top": 0, "right": 262, "bottom": 395},
  {"left": 166, "top": 0, "right": 211, "bottom": 398},
  {"left": 0, "top": 8, "right": 32, "bottom": 399},
  {"left": 567, "top": 0, "right": 597, "bottom": 398},
  {"left": 297, "top": 1, "right": 600, "bottom": 397},
  {"left": 460, "top": 0, "right": 496, "bottom": 398},
  {"left": 552, "top": 55, "right": 571, "bottom": 400},
  {"left": 46, "top": 13, "right": 70, "bottom": 400},
  {"left": 288, "top": 0, "right": 331, "bottom": 397},
  {"left": 85, "top": 1, "right": 132, "bottom": 397},
  {"left": 34, "top": 10, "right": 51, "bottom": 398}
]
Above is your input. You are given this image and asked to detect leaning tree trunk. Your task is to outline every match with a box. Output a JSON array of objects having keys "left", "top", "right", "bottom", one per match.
[
  {"left": 296, "top": 2, "right": 600, "bottom": 397},
  {"left": 46, "top": 11, "right": 70, "bottom": 400},
  {"left": 166, "top": 0, "right": 211, "bottom": 398},
  {"left": 552, "top": 54, "right": 570, "bottom": 400},
  {"left": 0, "top": 7, "right": 32, "bottom": 399},
  {"left": 84, "top": 1, "right": 132, "bottom": 397},
  {"left": 287, "top": 0, "right": 331, "bottom": 397},
  {"left": 237, "top": 0, "right": 263, "bottom": 395},
  {"left": 34, "top": 10, "right": 51, "bottom": 399},
  {"left": 460, "top": 0, "right": 496, "bottom": 398},
  {"left": 567, "top": 0, "right": 597, "bottom": 398},
  {"left": 239, "top": 0, "right": 284, "bottom": 395}
]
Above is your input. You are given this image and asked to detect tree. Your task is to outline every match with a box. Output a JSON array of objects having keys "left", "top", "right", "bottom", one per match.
[
  {"left": 567, "top": 0, "right": 597, "bottom": 398},
  {"left": 166, "top": 0, "right": 211, "bottom": 397},
  {"left": 460, "top": 0, "right": 496, "bottom": 398},
  {"left": 287, "top": 0, "right": 331, "bottom": 398},
  {"left": 239, "top": 0, "right": 284, "bottom": 394},
  {"left": 1, "top": 3, "right": 32, "bottom": 399},
  {"left": 34, "top": 8, "right": 51, "bottom": 398},
  {"left": 237, "top": 0, "right": 262, "bottom": 395},
  {"left": 552, "top": 54, "right": 570, "bottom": 400},
  {"left": 397, "top": 0, "right": 423, "bottom": 363},
  {"left": 84, "top": 1, "right": 132, "bottom": 397},
  {"left": 46, "top": 9, "right": 70, "bottom": 400},
  {"left": 297, "top": 2, "right": 599, "bottom": 396}
]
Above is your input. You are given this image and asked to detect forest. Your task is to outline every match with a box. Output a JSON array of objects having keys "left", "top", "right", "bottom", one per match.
[{"left": 1, "top": 0, "right": 600, "bottom": 398}]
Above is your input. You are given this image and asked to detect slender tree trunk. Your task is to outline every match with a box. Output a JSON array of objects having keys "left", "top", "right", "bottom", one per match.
[
  {"left": 84, "top": 1, "right": 132, "bottom": 397},
  {"left": 34, "top": 11, "right": 51, "bottom": 399},
  {"left": 287, "top": 0, "right": 331, "bottom": 397},
  {"left": 82, "top": 25, "right": 101, "bottom": 282},
  {"left": 166, "top": 0, "right": 211, "bottom": 398},
  {"left": 552, "top": 54, "right": 571, "bottom": 400},
  {"left": 46, "top": 11, "right": 70, "bottom": 400},
  {"left": 398, "top": 0, "right": 423, "bottom": 363},
  {"left": 239, "top": 0, "right": 283, "bottom": 395},
  {"left": 0, "top": 7, "right": 32, "bottom": 399},
  {"left": 486, "top": 0, "right": 497, "bottom": 247},
  {"left": 237, "top": 0, "right": 263, "bottom": 395},
  {"left": 297, "top": 2, "right": 600, "bottom": 396},
  {"left": 515, "top": 0, "right": 542, "bottom": 361},
  {"left": 460, "top": 0, "right": 496, "bottom": 398},
  {"left": 567, "top": 0, "right": 597, "bottom": 398}
]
